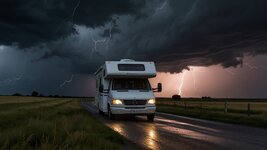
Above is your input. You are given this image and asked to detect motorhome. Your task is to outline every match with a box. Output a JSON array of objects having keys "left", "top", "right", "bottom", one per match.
[{"left": 95, "top": 59, "right": 162, "bottom": 121}]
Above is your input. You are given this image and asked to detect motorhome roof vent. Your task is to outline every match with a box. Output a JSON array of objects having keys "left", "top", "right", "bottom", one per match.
[{"left": 120, "top": 59, "right": 135, "bottom": 62}]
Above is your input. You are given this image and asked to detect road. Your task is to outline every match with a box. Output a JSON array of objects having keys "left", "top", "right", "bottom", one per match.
[{"left": 81, "top": 101, "right": 267, "bottom": 150}]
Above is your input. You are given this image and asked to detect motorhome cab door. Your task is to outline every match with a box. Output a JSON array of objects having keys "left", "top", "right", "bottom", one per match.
[
  {"left": 96, "top": 72, "right": 109, "bottom": 113},
  {"left": 95, "top": 74, "right": 101, "bottom": 110}
]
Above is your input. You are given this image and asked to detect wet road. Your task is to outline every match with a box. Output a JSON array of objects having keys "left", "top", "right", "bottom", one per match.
[{"left": 81, "top": 102, "right": 267, "bottom": 150}]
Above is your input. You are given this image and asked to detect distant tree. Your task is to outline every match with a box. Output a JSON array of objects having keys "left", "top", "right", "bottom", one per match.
[
  {"left": 13, "top": 93, "right": 22, "bottom": 96},
  {"left": 172, "top": 94, "right": 181, "bottom": 100},
  {"left": 32, "top": 91, "right": 39, "bottom": 97},
  {"left": 202, "top": 96, "right": 211, "bottom": 99},
  {"left": 39, "top": 94, "right": 44, "bottom": 97},
  {"left": 54, "top": 95, "right": 59, "bottom": 97}
]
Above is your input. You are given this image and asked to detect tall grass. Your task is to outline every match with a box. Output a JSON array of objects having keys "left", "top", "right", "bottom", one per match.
[{"left": 0, "top": 97, "right": 124, "bottom": 150}]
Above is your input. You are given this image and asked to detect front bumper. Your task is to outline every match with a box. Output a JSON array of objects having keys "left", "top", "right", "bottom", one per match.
[{"left": 110, "top": 106, "right": 156, "bottom": 115}]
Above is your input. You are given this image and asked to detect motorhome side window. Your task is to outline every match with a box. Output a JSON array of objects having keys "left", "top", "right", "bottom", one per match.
[
  {"left": 118, "top": 64, "right": 145, "bottom": 71},
  {"left": 112, "top": 78, "right": 151, "bottom": 90}
]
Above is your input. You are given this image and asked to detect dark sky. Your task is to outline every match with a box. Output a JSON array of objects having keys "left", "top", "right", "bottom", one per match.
[{"left": 0, "top": 0, "right": 267, "bottom": 98}]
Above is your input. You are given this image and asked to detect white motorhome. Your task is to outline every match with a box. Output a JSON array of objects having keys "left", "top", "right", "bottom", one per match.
[{"left": 95, "top": 59, "right": 162, "bottom": 121}]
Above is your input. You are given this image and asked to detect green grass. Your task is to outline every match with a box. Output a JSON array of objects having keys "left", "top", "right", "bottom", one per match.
[
  {"left": 0, "top": 96, "right": 124, "bottom": 150},
  {"left": 156, "top": 98, "right": 267, "bottom": 128}
]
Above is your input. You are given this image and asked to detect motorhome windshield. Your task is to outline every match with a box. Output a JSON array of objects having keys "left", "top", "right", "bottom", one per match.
[{"left": 112, "top": 78, "right": 151, "bottom": 90}]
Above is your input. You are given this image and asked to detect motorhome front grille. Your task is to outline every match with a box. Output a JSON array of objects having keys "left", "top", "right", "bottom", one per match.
[
  {"left": 123, "top": 100, "right": 147, "bottom": 105},
  {"left": 125, "top": 107, "right": 145, "bottom": 109}
]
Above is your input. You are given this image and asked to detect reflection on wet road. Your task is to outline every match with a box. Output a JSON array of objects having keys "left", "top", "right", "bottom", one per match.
[
  {"left": 108, "top": 118, "right": 160, "bottom": 150},
  {"left": 82, "top": 102, "right": 267, "bottom": 150}
]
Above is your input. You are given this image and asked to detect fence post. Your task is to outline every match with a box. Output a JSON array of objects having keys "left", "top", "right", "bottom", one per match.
[
  {"left": 247, "top": 103, "right": 250, "bottom": 117},
  {"left": 224, "top": 101, "right": 228, "bottom": 113},
  {"left": 200, "top": 101, "right": 203, "bottom": 109}
]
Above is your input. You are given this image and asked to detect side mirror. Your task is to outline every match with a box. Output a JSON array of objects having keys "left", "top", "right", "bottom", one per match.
[
  {"left": 99, "top": 85, "right": 104, "bottom": 93},
  {"left": 157, "top": 83, "right": 162, "bottom": 92}
]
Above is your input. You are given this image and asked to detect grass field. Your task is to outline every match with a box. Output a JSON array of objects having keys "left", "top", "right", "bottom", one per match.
[
  {"left": 156, "top": 98, "right": 267, "bottom": 128},
  {"left": 0, "top": 96, "right": 124, "bottom": 150}
]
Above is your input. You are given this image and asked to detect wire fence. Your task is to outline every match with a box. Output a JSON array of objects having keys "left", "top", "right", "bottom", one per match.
[{"left": 156, "top": 100, "right": 267, "bottom": 116}]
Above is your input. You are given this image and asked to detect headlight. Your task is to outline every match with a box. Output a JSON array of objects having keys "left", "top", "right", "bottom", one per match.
[
  {"left": 112, "top": 99, "right": 123, "bottom": 105},
  {"left": 147, "top": 99, "right": 155, "bottom": 104}
]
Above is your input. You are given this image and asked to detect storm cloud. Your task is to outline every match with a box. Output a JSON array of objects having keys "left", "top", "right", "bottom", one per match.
[
  {"left": 1, "top": 0, "right": 267, "bottom": 96},
  {"left": 105, "top": 0, "right": 267, "bottom": 72},
  {"left": 0, "top": 0, "right": 145, "bottom": 47}
]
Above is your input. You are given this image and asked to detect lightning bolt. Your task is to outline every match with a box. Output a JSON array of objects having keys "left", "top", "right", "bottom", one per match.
[
  {"left": 15, "top": 73, "right": 24, "bottom": 81},
  {"left": 90, "top": 33, "right": 106, "bottom": 56},
  {"left": 153, "top": 1, "right": 168, "bottom": 16},
  {"left": 90, "top": 24, "right": 113, "bottom": 56},
  {"left": 178, "top": 71, "right": 186, "bottom": 96},
  {"left": 225, "top": 69, "right": 236, "bottom": 75},
  {"left": 0, "top": 73, "right": 24, "bottom": 85},
  {"left": 59, "top": 75, "right": 74, "bottom": 88},
  {"left": 155, "top": 1, "right": 167, "bottom": 12},
  {"left": 91, "top": 34, "right": 107, "bottom": 50},
  {"left": 244, "top": 63, "right": 267, "bottom": 69},
  {"left": 71, "top": 0, "right": 81, "bottom": 24},
  {"left": 106, "top": 26, "right": 112, "bottom": 49},
  {"left": 53, "top": 0, "right": 81, "bottom": 33}
]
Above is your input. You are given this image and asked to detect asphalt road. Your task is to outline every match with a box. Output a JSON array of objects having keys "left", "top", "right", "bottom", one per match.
[{"left": 81, "top": 101, "right": 267, "bottom": 150}]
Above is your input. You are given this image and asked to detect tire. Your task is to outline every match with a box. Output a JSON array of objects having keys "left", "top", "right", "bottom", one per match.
[
  {"left": 108, "top": 105, "right": 115, "bottom": 120},
  {"left": 98, "top": 109, "right": 103, "bottom": 115},
  {"left": 98, "top": 104, "right": 103, "bottom": 115},
  {"left": 147, "top": 114, "right": 155, "bottom": 122}
]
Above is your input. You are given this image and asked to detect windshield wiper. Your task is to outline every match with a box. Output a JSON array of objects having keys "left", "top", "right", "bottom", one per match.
[
  {"left": 139, "top": 89, "right": 149, "bottom": 92},
  {"left": 116, "top": 90, "right": 128, "bottom": 92}
]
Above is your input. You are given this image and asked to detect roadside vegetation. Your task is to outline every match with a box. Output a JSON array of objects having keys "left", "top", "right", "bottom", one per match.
[
  {"left": 0, "top": 96, "right": 124, "bottom": 150},
  {"left": 156, "top": 98, "right": 267, "bottom": 128}
]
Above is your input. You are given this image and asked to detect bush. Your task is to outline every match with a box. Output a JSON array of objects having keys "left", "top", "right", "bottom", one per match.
[
  {"left": 32, "top": 91, "right": 39, "bottom": 97},
  {"left": 172, "top": 95, "right": 181, "bottom": 100},
  {"left": 202, "top": 96, "right": 211, "bottom": 99},
  {"left": 13, "top": 93, "right": 22, "bottom": 96}
]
